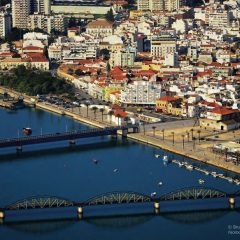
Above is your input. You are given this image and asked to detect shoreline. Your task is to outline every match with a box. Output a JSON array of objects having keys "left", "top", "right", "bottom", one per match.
[
  {"left": 128, "top": 134, "right": 240, "bottom": 175},
  {"left": 0, "top": 86, "right": 239, "bottom": 174}
]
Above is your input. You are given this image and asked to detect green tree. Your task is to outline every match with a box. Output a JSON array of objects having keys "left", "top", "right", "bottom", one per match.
[
  {"left": 106, "top": 9, "right": 114, "bottom": 22},
  {"left": 92, "top": 106, "right": 98, "bottom": 119},
  {"left": 108, "top": 110, "right": 114, "bottom": 124},
  {"left": 99, "top": 108, "right": 105, "bottom": 122}
]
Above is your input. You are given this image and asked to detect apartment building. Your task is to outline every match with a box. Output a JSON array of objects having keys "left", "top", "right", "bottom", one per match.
[
  {"left": 121, "top": 81, "right": 165, "bottom": 105},
  {"left": 12, "top": 0, "right": 31, "bottom": 28},
  {"left": 0, "top": 11, "right": 11, "bottom": 38},
  {"left": 137, "top": 0, "right": 185, "bottom": 11},
  {"left": 151, "top": 34, "right": 176, "bottom": 57}
]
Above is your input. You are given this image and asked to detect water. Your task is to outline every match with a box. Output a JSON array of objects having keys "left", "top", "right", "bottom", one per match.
[{"left": 0, "top": 107, "right": 239, "bottom": 240}]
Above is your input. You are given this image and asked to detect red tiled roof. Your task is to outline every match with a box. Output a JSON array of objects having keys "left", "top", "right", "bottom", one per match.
[
  {"left": 210, "top": 107, "right": 239, "bottom": 115},
  {"left": 114, "top": 110, "right": 128, "bottom": 118},
  {"left": 158, "top": 96, "right": 178, "bottom": 101}
]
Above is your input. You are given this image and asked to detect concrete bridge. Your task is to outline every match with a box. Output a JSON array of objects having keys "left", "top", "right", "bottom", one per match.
[
  {"left": 0, "top": 187, "right": 239, "bottom": 222},
  {"left": 0, "top": 125, "right": 140, "bottom": 151}
]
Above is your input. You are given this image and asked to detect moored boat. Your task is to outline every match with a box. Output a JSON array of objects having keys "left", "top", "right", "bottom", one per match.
[{"left": 22, "top": 127, "right": 32, "bottom": 135}]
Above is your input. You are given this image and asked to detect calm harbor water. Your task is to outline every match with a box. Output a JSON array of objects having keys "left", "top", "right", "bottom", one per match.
[{"left": 0, "top": 106, "right": 239, "bottom": 240}]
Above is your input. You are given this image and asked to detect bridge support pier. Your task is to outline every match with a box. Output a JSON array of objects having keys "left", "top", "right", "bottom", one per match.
[
  {"left": 133, "top": 126, "right": 140, "bottom": 133},
  {"left": 154, "top": 202, "right": 160, "bottom": 214},
  {"left": 69, "top": 140, "right": 76, "bottom": 145},
  {"left": 77, "top": 207, "right": 83, "bottom": 214},
  {"left": 0, "top": 211, "right": 5, "bottom": 223},
  {"left": 229, "top": 197, "right": 235, "bottom": 209},
  {"left": 16, "top": 146, "right": 22, "bottom": 152},
  {"left": 77, "top": 207, "right": 83, "bottom": 219},
  {"left": 122, "top": 129, "right": 128, "bottom": 138}
]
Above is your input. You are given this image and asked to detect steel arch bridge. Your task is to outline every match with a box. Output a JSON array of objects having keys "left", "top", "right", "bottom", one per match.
[
  {"left": 2, "top": 187, "right": 239, "bottom": 211},
  {"left": 5, "top": 196, "right": 74, "bottom": 211},
  {"left": 159, "top": 187, "right": 228, "bottom": 202},
  {"left": 84, "top": 191, "right": 152, "bottom": 206}
]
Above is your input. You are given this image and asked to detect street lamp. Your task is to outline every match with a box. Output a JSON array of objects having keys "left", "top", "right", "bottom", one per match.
[
  {"left": 190, "top": 128, "right": 194, "bottom": 140},
  {"left": 186, "top": 131, "right": 190, "bottom": 142},
  {"left": 182, "top": 134, "right": 185, "bottom": 149},
  {"left": 161, "top": 129, "right": 165, "bottom": 141},
  {"left": 171, "top": 132, "right": 175, "bottom": 146}
]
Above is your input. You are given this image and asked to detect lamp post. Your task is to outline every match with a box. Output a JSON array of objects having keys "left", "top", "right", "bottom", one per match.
[
  {"left": 171, "top": 132, "right": 175, "bottom": 146},
  {"left": 182, "top": 134, "right": 185, "bottom": 149},
  {"left": 162, "top": 129, "right": 165, "bottom": 141},
  {"left": 197, "top": 130, "right": 201, "bottom": 143},
  {"left": 186, "top": 131, "right": 190, "bottom": 142},
  {"left": 152, "top": 126, "right": 156, "bottom": 137}
]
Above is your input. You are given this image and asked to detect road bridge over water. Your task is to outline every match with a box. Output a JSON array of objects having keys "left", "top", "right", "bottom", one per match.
[{"left": 0, "top": 125, "right": 140, "bottom": 151}]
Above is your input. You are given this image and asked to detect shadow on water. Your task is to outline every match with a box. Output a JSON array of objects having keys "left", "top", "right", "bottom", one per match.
[
  {"left": 3, "top": 209, "right": 238, "bottom": 234},
  {"left": 0, "top": 139, "right": 133, "bottom": 163},
  {"left": 160, "top": 209, "right": 230, "bottom": 224},
  {"left": 4, "top": 218, "right": 77, "bottom": 235}
]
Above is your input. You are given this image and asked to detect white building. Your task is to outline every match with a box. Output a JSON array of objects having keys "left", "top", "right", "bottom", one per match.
[
  {"left": 121, "top": 81, "right": 165, "bottom": 105},
  {"left": 151, "top": 35, "right": 176, "bottom": 58},
  {"left": 110, "top": 48, "right": 136, "bottom": 67},
  {"left": 209, "top": 8, "right": 230, "bottom": 29}
]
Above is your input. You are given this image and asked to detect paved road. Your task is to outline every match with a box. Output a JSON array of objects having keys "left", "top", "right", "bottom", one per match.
[{"left": 142, "top": 119, "right": 196, "bottom": 132}]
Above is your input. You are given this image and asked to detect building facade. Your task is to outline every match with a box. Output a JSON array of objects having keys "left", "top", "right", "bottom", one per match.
[
  {"left": 151, "top": 35, "right": 176, "bottom": 57},
  {"left": 0, "top": 11, "right": 11, "bottom": 38}
]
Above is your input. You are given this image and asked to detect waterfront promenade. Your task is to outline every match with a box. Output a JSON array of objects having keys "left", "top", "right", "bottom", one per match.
[{"left": 0, "top": 86, "right": 239, "bottom": 174}]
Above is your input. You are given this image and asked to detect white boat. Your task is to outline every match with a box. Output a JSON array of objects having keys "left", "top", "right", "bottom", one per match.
[
  {"left": 158, "top": 181, "right": 163, "bottom": 186},
  {"left": 227, "top": 177, "right": 233, "bottom": 183},
  {"left": 179, "top": 162, "right": 184, "bottom": 167},
  {"left": 198, "top": 179, "right": 205, "bottom": 185},
  {"left": 185, "top": 164, "right": 193, "bottom": 171},
  {"left": 234, "top": 180, "right": 240, "bottom": 185},
  {"left": 113, "top": 168, "right": 118, "bottom": 173},
  {"left": 163, "top": 155, "right": 169, "bottom": 163},
  {"left": 211, "top": 171, "right": 218, "bottom": 178},
  {"left": 93, "top": 159, "right": 98, "bottom": 164},
  {"left": 155, "top": 154, "right": 160, "bottom": 158},
  {"left": 151, "top": 192, "right": 157, "bottom": 197}
]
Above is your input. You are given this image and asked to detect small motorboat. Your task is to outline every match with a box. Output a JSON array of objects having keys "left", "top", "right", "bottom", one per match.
[
  {"left": 162, "top": 155, "right": 169, "bottom": 163},
  {"left": 93, "top": 159, "right": 98, "bottom": 164},
  {"left": 22, "top": 127, "right": 32, "bottom": 135},
  {"left": 198, "top": 179, "right": 205, "bottom": 185},
  {"left": 113, "top": 168, "right": 118, "bottom": 173},
  {"left": 185, "top": 164, "right": 193, "bottom": 171},
  {"left": 151, "top": 192, "right": 157, "bottom": 197},
  {"left": 158, "top": 181, "right": 163, "bottom": 186},
  {"left": 211, "top": 171, "right": 218, "bottom": 178},
  {"left": 155, "top": 154, "right": 160, "bottom": 158}
]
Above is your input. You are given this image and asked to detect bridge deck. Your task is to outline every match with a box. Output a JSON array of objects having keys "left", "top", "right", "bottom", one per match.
[{"left": 0, "top": 125, "right": 138, "bottom": 148}]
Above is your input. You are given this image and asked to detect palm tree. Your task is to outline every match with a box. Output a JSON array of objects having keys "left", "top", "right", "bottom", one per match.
[
  {"left": 161, "top": 129, "right": 165, "bottom": 141},
  {"left": 152, "top": 126, "right": 156, "bottom": 137},
  {"left": 124, "top": 116, "right": 130, "bottom": 124},
  {"left": 99, "top": 108, "right": 105, "bottom": 122},
  {"left": 108, "top": 110, "right": 114, "bottom": 124},
  {"left": 116, "top": 113, "right": 122, "bottom": 126},
  {"left": 197, "top": 129, "right": 201, "bottom": 143},
  {"left": 92, "top": 106, "right": 98, "bottom": 119}
]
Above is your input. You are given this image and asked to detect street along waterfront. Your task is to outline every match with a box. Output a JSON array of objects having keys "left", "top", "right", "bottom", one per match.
[{"left": 0, "top": 107, "right": 239, "bottom": 240}]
